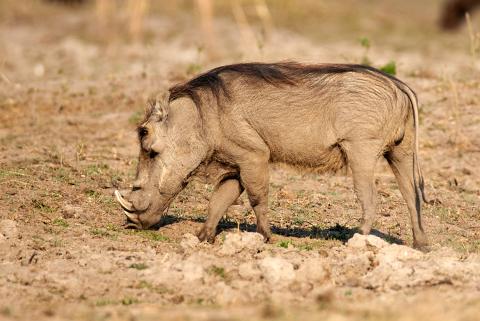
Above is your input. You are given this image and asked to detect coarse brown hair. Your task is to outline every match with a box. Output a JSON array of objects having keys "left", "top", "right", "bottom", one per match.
[{"left": 168, "top": 62, "right": 407, "bottom": 107}]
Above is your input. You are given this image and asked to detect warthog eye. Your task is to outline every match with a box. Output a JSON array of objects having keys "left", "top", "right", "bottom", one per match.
[
  {"left": 149, "top": 150, "right": 158, "bottom": 159},
  {"left": 138, "top": 127, "right": 148, "bottom": 139}
]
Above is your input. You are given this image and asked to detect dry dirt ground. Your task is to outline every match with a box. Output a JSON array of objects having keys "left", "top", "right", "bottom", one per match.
[{"left": 0, "top": 1, "right": 479, "bottom": 320}]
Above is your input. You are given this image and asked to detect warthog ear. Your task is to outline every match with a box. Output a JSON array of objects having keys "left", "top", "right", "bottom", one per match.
[
  {"left": 154, "top": 100, "right": 168, "bottom": 121},
  {"left": 146, "top": 95, "right": 169, "bottom": 122},
  {"left": 153, "top": 97, "right": 169, "bottom": 122}
]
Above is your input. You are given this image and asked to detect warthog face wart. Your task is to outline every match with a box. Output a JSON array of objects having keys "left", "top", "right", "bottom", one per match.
[{"left": 115, "top": 98, "right": 208, "bottom": 229}]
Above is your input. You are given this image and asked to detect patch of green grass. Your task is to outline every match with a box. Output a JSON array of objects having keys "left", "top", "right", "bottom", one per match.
[
  {"left": 50, "top": 238, "right": 65, "bottom": 247},
  {"left": 83, "top": 189, "right": 117, "bottom": 210},
  {"left": 90, "top": 228, "right": 117, "bottom": 240},
  {"left": 95, "top": 299, "right": 117, "bottom": 307},
  {"left": 32, "top": 199, "right": 54, "bottom": 213},
  {"left": 208, "top": 265, "right": 225, "bottom": 278},
  {"left": 296, "top": 243, "right": 314, "bottom": 251},
  {"left": 359, "top": 37, "right": 370, "bottom": 49},
  {"left": 121, "top": 297, "right": 139, "bottom": 306},
  {"left": 277, "top": 240, "right": 292, "bottom": 248},
  {"left": 134, "top": 230, "right": 169, "bottom": 242},
  {"left": 359, "top": 37, "right": 371, "bottom": 65},
  {"left": 98, "top": 195, "right": 118, "bottom": 209},
  {"left": 277, "top": 240, "right": 319, "bottom": 251},
  {"left": 379, "top": 61, "right": 397, "bottom": 75},
  {"left": 83, "top": 189, "right": 118, "bottom": 213},
  {"left": 135, "top": 280, "right": 152, "bottom": 289},
  {"left": 54, "top": 167, "right": 75, "bottom": 185},
  {"left": 84, "top": 189, "right": 101, "bottom": 198},
  {"left": 105, "top": 223, "right": 121, "bottom": 232},
  {"left": 134, "top": 280, "right": 170, "bottom": 294},
  {"left": 186, "top": 63, "right": 202, "bottom": 75},
  {"left": 0, "top": 307, "right": 12, "bottom": 317},
  {"left": 110, "top": 172, "right": 123, "bottom": 187},
  {"left": 52, "top": 218, "right": 69, "bottom": 228},
  {"left": 129, "top": 263, "right": 148, "bottom": 270},
  {"left": 293, "top": 216, "right": 305, "bottom": 226},
  {"left": 85, "top": 163, "right": 109, "bottom": 176},
  {"left": 95, "top": 297, "right": 140, "bottom": 307},
  {"left": 357, "top": 37, "right": 397, "bottom": 75}
]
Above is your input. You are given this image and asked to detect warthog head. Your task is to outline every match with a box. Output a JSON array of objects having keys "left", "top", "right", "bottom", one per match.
[{"left": 115, "top": 97, "right": 208, "bottom": 229}]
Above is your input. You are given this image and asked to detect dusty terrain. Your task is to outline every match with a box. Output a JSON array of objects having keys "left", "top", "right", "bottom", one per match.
[{"left": 0, "top": 1, "right": 479, "bottom": 320}]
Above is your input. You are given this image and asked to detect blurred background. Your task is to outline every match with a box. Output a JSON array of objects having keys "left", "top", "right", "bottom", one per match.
[{"left": 0, "top": 0, "right": 479, "bottom": 85}]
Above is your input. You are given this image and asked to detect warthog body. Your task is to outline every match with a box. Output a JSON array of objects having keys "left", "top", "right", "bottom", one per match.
[{"left": 115, "top": 62, "right": 428, "bottom": 248}]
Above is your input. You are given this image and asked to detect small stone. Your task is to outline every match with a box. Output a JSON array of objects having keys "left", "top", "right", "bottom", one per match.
[
  {"left": 219, "top": 232, "right": 264, "bottom": 256},
  {"left": 347, "top": 234, "right": 367, "bottom": 248},
  {"left": 347, "top": 233, "right": 388, "bottom": 250}
]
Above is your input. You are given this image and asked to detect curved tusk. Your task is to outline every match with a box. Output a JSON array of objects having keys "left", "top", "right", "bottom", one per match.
[
  {"left": 123, "top": 210, "right": 140, "bottom": 223},
  {"left": 115, "top": 190, "right": 135, "bottom": 213}
]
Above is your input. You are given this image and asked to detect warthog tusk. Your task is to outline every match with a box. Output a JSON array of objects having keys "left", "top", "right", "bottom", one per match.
[
  {"left": 123, "top": 210, "right": 140, "bottom": 225},
  {"left": 115, "top": 190, "right": 135, "bottom": 213}
]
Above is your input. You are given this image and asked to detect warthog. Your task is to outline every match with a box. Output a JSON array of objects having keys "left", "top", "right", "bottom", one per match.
[
  {"left": 115, "top": 62, "right": 428, "bottom": 248},
  {"left": 440, "top": 0, "right": 480, "bottom": 30}
]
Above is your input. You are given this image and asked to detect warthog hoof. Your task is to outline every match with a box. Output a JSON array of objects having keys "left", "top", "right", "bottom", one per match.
[
  {"left": 413, "top": 236, "right": 430, "bottom": 252},
  {"left": 256, "top": 226, "right": 272, "bottom": 243},
  {"left": 197, "top": 226, "right": 216, "bottom": 243},
  {"left": 359, "top": 223, "right": 372, "bottom": 236}
]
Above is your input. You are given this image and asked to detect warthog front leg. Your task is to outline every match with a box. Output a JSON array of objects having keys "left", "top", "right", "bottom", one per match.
[
  {"left": 238, "top": 156, "right": 272, "bottom": 242},
  {"left": 197, "top": 178, "right": 244, "bottom": 243}
]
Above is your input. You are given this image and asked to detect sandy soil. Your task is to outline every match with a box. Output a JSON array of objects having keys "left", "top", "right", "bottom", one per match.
[{"left": 0, "top": 1, "right": 479, "bottom": 320}]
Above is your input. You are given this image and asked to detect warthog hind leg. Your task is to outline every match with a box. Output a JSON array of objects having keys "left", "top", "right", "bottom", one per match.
[
  {"left": 343, "top": 140, "right": 381, "bottom": 235},
  {"left": 386, "top": 145, "right": 428, "bottom": 249}
]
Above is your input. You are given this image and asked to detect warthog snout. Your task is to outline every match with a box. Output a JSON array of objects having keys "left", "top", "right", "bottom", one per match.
[
  {"left": 114, "top": 188, "right": 168, "bottom": 230},
  {"left": 115, "top": 190, "right": 141, "bottom": 228}
]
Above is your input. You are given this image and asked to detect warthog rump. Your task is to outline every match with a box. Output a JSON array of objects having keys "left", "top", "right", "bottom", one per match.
[{"left": 115, "top": 62, "right": 428, "bottom": 248}]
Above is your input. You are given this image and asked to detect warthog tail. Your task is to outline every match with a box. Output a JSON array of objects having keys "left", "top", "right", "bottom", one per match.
[{"left": 397, "top": 83, "right": 429, "bottom": 204}]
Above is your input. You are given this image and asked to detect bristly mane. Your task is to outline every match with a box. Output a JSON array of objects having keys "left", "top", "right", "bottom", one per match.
[{"left": 168, "top": 62, "right": 406, "bottom": 107}]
